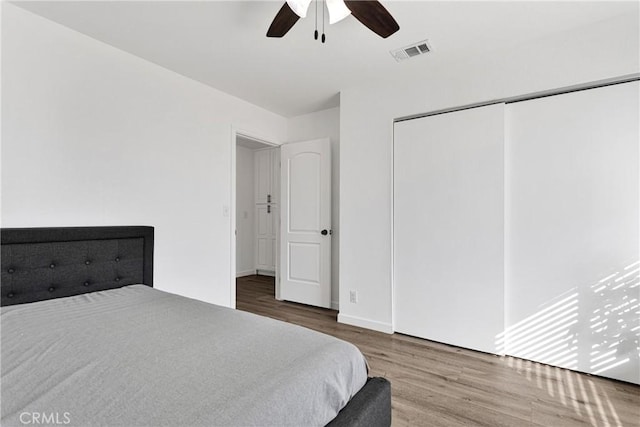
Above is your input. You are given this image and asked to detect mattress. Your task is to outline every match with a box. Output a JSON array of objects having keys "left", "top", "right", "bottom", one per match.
[{"left": 1, "top": 285, "right": 368, "bottom": 426}]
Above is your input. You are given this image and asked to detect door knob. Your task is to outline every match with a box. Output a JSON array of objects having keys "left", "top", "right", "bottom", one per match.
[{"left": 321, "top": 229, "right": 329, "bottom": 236}]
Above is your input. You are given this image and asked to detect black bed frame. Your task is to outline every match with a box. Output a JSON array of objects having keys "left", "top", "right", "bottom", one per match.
[{"left": 0, "top": 226, "right": 391, "bottom": 426}]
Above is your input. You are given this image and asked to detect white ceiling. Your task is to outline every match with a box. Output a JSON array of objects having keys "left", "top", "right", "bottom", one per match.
[{"left": 12, "top": 0, "right": 638, "bottom": 117}]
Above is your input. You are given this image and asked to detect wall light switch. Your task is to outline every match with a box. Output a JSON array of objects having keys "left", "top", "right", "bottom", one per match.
[{"left": 349, "top": 290, "right": 358, "bottom": 304}]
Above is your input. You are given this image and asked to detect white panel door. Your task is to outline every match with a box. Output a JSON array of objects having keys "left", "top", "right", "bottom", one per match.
[
  {"left": 506, "top": 81, "right": 639, "bottom": 384},
  {"left": 394, "top": 103, "right": 505, "bottom": 354},
  {"left": 280, "top": 138, "right": 331, "bottom": 308},
  {"left": 270, "top": 148, "right": 280, "bottom": 205},
  {"left": 254, "top": 149, "right": 272, "bottom": 204},
  {"left": 255, "top": 204, "right": 276, "bottom": 270},
  {"left": 270, "top": 204, "right": 278, "bottom": 272}
]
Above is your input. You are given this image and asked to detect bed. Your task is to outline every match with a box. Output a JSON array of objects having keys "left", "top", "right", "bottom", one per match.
[{"left": 1, "top": 226, "right": 391, "bottom": 427}]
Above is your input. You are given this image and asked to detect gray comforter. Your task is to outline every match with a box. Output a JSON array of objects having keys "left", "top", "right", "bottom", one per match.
[{"left": 1, "top": 285, "right": 368, "bottom": 426}]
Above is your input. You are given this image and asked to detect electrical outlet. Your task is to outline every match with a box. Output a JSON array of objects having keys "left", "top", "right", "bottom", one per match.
[{"left": 349, "top": 290, "right": 358, "bottom": 304}]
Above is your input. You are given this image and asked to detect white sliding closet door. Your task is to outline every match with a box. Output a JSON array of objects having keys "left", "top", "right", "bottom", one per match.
[
  {"left": 394, "top": 103, "right": 505, "bottom": 354},
  {"left": 505, "top": 81, "right": 639, "bottom": 384}
]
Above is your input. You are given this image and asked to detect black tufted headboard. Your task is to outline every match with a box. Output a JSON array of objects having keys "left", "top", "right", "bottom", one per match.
[{"left": 1, "top": 226, "right": 153, "bottom": 306}]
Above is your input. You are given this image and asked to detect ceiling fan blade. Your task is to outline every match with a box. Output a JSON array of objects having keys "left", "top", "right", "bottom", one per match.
[
  {"left": 344, "top": 0, "right": 399, "bottom": 38},
  {"left": 267, "top": 3, "right": 300, "bottom": 38}
]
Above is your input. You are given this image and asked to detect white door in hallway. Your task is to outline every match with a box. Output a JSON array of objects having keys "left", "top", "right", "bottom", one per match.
[
  {"left": 255, "top": 204, "right": 278, "bottom": 271},
  {"left": 280, "top": 138, "right": 331, "bottom": 308}
]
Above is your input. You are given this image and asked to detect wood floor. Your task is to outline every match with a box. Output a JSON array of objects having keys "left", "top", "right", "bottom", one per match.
[{"left": 236, "top": 275, "right": 640, "bottom": 427}]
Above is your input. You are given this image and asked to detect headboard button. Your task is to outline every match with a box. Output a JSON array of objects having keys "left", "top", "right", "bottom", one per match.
[
  {"left": 85, "top": 260, "right": 91, "bottom": 265},
  {"left": 7, "top": 292, "right": 14, "bottom": 298},
  {"left": 115, "top": 277, "right": 121, "bottom": 282},
  {"left": 48, "top": 286, "right": 55, "bottom": 292},
  {"left": 49, "top": 263, "right": 56, "bottom": 269},
  {"left": 84, "top": 281, "right": 90, "bottom": 287},
  {"left": 115, "top": 257, "right": 120, "bottom": 262},
  {"left": 7, "top": 268, "right": 15, "bottom": 274}
]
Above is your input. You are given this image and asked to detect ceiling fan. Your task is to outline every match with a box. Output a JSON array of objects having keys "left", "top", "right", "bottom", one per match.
[{"left": 267, "top": 0, "right": 399, "bottom": 40}]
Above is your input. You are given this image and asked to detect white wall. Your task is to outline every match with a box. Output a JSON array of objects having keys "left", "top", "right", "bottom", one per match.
[
  {"left": 235, "top": 145, "right": 255, "bottom": 277},
  {"left": 287, "top": 107, "right": 340, "bottom": 309},
  {"left": 339, "top": 13, "right": 640, "bottom": 332},
  {"left": 1, "top": 4, "right": 287, "bottom": 306}
]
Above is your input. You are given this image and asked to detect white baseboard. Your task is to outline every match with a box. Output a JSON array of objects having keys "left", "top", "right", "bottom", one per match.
[
  {"left": 236, "top": 269, "right": 255, "bottom": 278},
  {"left": 256, "top": 269, "right": 275, "bottom": 277},
  {"left": 337, "top": 313, "right": 393, "bottom": 334}
]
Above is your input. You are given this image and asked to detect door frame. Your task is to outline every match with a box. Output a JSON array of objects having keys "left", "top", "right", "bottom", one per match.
[{"left": 230, "top": 127, "right": 280, "bottom": 309}]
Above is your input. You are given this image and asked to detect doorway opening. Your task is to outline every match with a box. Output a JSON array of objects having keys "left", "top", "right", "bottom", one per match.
[{"left": 233, "top": 132, "right": 280, "bottom": 307}]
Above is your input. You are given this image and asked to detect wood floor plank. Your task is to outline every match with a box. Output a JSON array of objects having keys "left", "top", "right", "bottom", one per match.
[{"left": 236, "top": 276, "right": 640, "bottom": 426}]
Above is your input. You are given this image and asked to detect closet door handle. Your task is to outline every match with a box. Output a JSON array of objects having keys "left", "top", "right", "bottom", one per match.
[
  {"left": 267, "top": 194, "right": 271, "bottom": 203},
  {"left": 267, "top": 205, "right": 271, "bottom": 214}
]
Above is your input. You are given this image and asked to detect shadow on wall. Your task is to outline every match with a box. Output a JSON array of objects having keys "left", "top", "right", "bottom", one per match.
[
  {"left": 587, "top": 260, "right": 639, "bottom": 377},
  {"left": 496, "top": 260, "right": 639, "bottom": 379}
]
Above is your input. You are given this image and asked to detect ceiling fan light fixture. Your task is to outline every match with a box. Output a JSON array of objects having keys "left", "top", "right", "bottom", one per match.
[
  {"left": 326, "top": 0, "right": 351, "bottom": 24},
  {"left": 268, "top": 0, "right": 399, "bottom": 39},
  {"left": 286, "top": 0, "right": 312, "bottom": 18}
]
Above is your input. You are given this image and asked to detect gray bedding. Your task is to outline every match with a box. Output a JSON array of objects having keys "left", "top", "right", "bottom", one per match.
[{"left": 1, "top": 285, "right": 368, "bottom": 426}]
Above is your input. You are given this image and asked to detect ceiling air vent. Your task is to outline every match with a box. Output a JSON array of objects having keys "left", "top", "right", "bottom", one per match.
[{"left": 390, "top": 39, "right": 432, "bottom": 62}]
